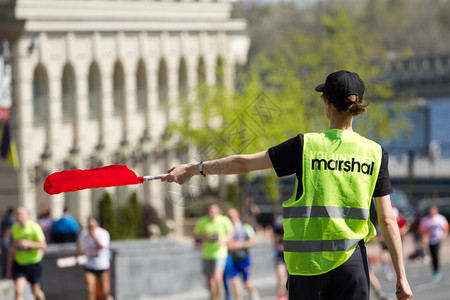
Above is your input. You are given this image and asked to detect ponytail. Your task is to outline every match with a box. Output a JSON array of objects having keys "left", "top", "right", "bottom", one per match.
[
  {"left": 344, "top": 95, "right": 367, "bottom": 116},
  {"left": 325, "top": 94, "right": 367, "bottom": 116}
]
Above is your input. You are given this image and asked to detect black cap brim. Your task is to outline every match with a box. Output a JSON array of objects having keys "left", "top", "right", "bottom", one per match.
[{"left": 315, "top": 83, "right": 325, "bottom": 92}]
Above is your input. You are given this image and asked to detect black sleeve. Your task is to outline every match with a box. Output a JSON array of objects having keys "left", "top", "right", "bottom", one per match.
[
  {"left": 268, "top": 134, "right": 303, "bottom": 178},
  {"left": 372, "top": 147, "right": 393, "bottom": 197}
]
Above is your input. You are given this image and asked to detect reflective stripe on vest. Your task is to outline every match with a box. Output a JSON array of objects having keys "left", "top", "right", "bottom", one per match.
[
  {"left": 283, "top": 206, "right": 369, "bottom": 220},
  {"left": 284, "top": 238, "right": 361, "bottom": 252},
  {"left": 282, "top": 130, "right": 381, "bottom": 276}
]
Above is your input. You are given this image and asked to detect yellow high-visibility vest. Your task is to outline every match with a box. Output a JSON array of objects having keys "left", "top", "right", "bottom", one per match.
[{"left": 283, "top": 129, "right": 381, "bottom": 276}]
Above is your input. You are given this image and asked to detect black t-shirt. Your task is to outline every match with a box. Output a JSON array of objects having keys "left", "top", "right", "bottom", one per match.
[{"left": 268, "top": 134, "right": 393, "bottom": 200}]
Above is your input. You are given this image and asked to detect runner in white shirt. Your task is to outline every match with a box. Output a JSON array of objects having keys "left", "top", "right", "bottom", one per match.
[
  {"left": 419, "top": 205, "right": 449, "bottom": 283},
  {"left": 77, "top": 217, "right": 112, "bottom": 300}
]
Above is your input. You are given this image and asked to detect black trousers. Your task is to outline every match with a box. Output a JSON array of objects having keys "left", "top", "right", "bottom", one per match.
[
  {"left": 287, "top": 240, "right": 369, "bottom": 300},
  {"left": 429, "top": 242, "right": 441, "bottom": 273}
]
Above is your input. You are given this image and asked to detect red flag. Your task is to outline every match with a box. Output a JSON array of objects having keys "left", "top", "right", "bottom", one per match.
[{"left": 43, "top": 165, "right": 144, "bottom": 195}]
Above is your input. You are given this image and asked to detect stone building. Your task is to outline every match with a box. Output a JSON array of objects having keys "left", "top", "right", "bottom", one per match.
[{"left": 0, "top": 0, "right": 250, "bottom": 234}]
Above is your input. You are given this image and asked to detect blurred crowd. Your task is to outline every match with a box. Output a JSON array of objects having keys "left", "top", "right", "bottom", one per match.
[
  {"left": 192, "top": 198, "right": 449, "bottom": 300},
  {"left": 0, "top": 205, "right": 81, "bottom": 278},
  {"left": 1, "top": 206, "right": 114, "bottom": 300},
  {"left": 0, "top": 198, "right": 448, "bottom": 300}
]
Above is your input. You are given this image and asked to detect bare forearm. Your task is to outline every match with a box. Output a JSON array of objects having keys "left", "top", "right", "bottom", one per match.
[
  {"left": 16, "top": 239, "right": 46, "bottom": 251},
  {"left": 163, "top": 151, "right": 272, "bottom": 184},
  {"left": 374, "top": 195, "right": 408, "bottom": 280},
  {"left": 224, "top": 232, "right": 234, "bottom": 244},
  {"left": 31, "top": 240, "right": 47, "bottom": 250},
  {"left": 243, "top": 237, "right": 256, "bottom": 248},
  {"left": 378, "top": 216, "right": 407, "bottom": 279},
  {"left": 188, "top": 154, "right": 268, "bottom": 176},
  {"left": 202, "top": 155, "right": 258, "bottom": 175},
  {"left": 91, "top": 235, "right": 105, "bottom": 249}
]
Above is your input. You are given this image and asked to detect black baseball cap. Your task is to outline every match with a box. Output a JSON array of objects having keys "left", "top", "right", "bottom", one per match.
[{"left": 315, "top": 70, "right": 365, "bottom": 103}]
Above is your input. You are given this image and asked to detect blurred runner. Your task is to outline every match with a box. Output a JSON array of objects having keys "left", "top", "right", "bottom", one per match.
[
  {"left": 7, "top": 207, "right": 46, "bottom": 300},
  {"left": 77, "top": 216, "right": 112, "bottom": 300},
  {"left": 1, "top": 207, "right": 15, "bottom": 278},
  {"left": 408, "top": 212, "right": 427, "bottom": 263},
  {"left": 370, "top": 269, "right": 394, "bottom": 300},
  {"left": 273, "top": 215, "right": 288, "bottom": 300},
  {"left": 224, "top": 208, "right": 259, "bottom": 300},
  {"left": 52, "top": 207, "right": 80, "bottom": 243},
  {"left": 194, "top": 204, "right": 233, "bottom": 300},
  {"left": 419, "top": 205, "right": 449, "bottom": 282}
]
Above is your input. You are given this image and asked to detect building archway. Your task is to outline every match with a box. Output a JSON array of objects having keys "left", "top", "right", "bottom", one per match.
[
  {"left": 32, "top": 65, "right": 49, "bottom": 125},
  {"left": 61, "top": 63, "right": 76, "bottom": 122},
  {"left": 113, "top": 61, "right": 125, "bottom": 116},
  {"left": 88, "top": 62, "right": 102, "bottom": 120}
]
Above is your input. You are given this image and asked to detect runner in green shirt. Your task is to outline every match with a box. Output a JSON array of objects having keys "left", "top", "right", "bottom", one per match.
[
  {"left": 7, "top": 207, "right": 46, "bottom": 300},
  {"left": 194, "top": 203, "right": 233, "bottom": 300}
]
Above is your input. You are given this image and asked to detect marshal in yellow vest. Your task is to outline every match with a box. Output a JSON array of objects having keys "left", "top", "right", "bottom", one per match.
[{"left": 282, "top": 129, "right": 381, "bottom": 276}]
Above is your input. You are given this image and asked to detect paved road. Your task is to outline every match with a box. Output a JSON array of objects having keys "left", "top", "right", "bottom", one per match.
[
  {"left": 252, "top": 261, "right": 450, "bottom": 300},
  {"left": 153, "top": 260, "right": 449, "bottom": 300},
  {"left": 145, "top": 235, "right": 450, "bottom": 300},
  {"left": 396, "top": 260, "right": 450, "bottom": 300}
]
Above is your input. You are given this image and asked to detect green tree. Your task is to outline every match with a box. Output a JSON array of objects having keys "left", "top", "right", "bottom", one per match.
[
  {"left": 170, "top": 3, "right": 412, "bottom": 209},
  {"left": 98, "top": 192, "right": 118, "bottom": 240},
  {"left": 235, "top": 0, "right": 450, "bottom": 56},
  {"left": 117, "top": 192, "right": 144, "bottom": 239},
  {"left": 250, "top": 5, "right": 409, "bottom": 142}
]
